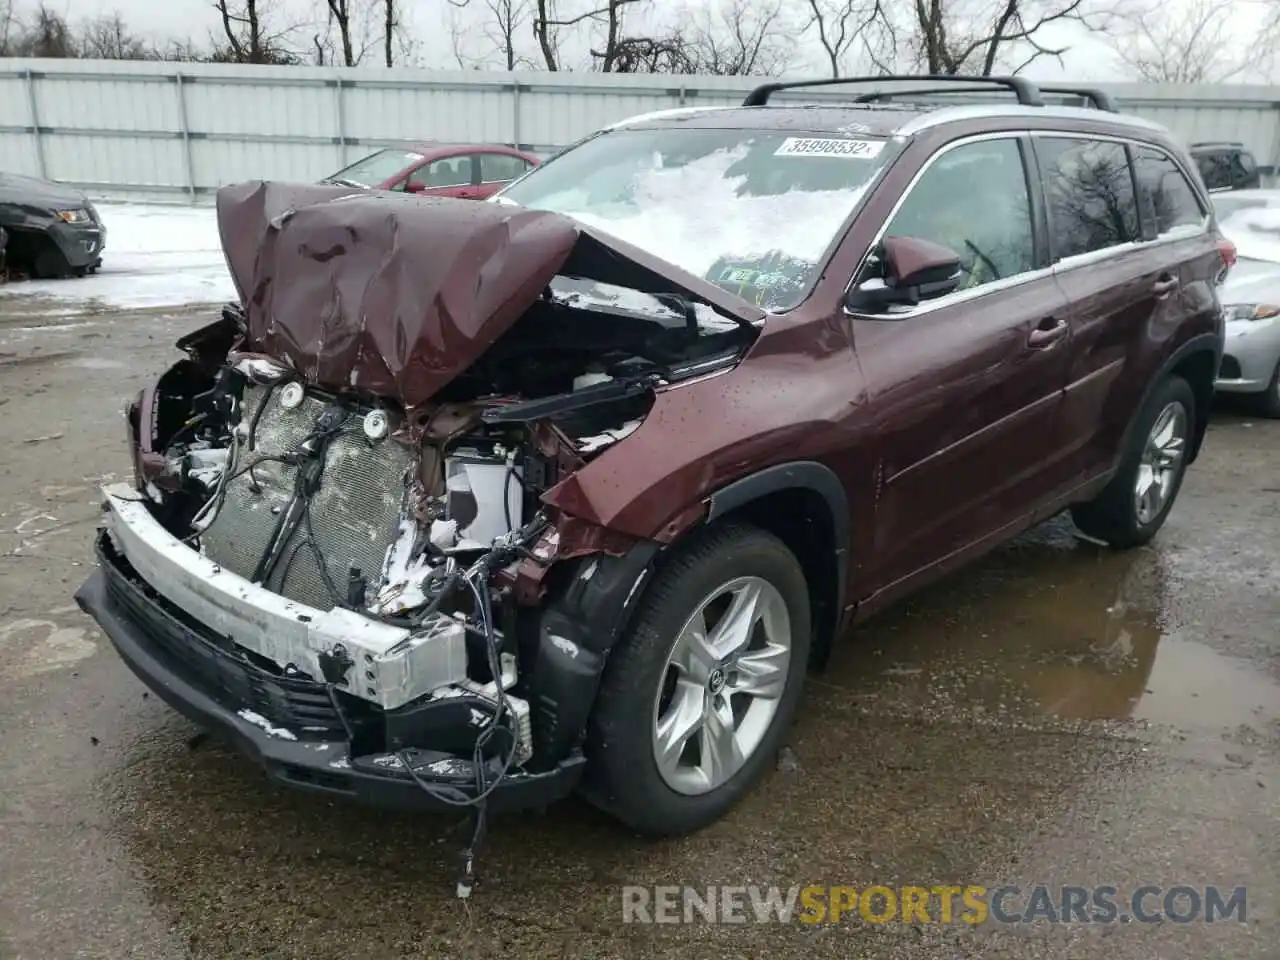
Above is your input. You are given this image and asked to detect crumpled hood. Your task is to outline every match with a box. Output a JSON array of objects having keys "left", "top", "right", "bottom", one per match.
[{"left": 215, "top": 180, "right": 765, "bottom": 412}]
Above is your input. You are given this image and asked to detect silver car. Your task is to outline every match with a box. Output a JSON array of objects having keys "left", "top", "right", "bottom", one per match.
[{"left": 1213, "top": 189, "right": 1280, "bottom": 416}]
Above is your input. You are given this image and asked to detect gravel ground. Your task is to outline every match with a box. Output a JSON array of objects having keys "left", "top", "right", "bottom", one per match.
[{"left": 0, "top": 296, "right": 1276, "bottom": 960}]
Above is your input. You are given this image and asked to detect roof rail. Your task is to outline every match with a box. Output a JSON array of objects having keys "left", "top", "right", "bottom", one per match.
[
  {"left": 1036, "top": 85, "right": 1120, "bottom": 113},
  {"left": 1190, "top": 140, "right": 1245, "bottom": 148},
  {"left": 741, "top": 74, "right": 1045, "bottom": 108}
]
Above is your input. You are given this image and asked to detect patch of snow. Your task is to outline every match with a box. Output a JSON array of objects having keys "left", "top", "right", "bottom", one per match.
[
  {"left": 551, "top": 278, "right": 742, "bottom": 332},
  {"left": 425, "top": 758, "right": 470, "bottom": 777},
  {"left": 236, "top": 708, "right": 298, "bottom": 740},
  {"left": 549, "top": 634, "right": 580, "bottom": 659},
  {"left": 232, "top": 355, "right": 290, "bottom": 382},
  {"left": 0, "top": 201, "right": 234, "bottom": 310},
  {"left": 533, "top": 145, "right": 873, "bottom": 305}
]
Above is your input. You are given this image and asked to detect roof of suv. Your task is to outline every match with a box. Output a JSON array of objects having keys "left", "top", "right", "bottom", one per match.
[{"left": 611, "top": 102, "right": 1167, "bottom": 140}]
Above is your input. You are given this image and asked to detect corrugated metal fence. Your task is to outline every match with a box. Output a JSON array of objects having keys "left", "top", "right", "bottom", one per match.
[{"left": 3, "top": 58, "right": 1280, "bottom": 201}]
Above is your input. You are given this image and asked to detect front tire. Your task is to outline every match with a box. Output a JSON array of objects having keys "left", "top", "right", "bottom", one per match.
[
  {"left": 1071, "top": 374, "right": 1195, "bottom": 549},
  {"left": 583, "top": 523, "right": 811, "bottom": 836},
  {"left": 32, "top": 241, "right": 71, "bottom": 279}
]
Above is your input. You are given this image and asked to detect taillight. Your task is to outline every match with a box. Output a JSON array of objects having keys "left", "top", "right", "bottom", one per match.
[
  {"left": 1213, "top": 235, "right": 1233, "bottom": 272},
  {"left": 1216, "top": 235, "right": 1237, "bottom": 281}
]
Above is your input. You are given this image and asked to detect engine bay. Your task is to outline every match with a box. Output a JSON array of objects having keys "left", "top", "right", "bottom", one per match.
[{"left": 132, "top": 279, "right": 755, "bottom": 730}]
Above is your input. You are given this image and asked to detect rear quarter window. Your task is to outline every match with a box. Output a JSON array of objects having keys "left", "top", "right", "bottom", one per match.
[
  {"left": 1036, "top": 136, "right": 1141, "bottom": 261},
  {"left": 1132, "top": 146, "right": 1207, "bottom": 239}
]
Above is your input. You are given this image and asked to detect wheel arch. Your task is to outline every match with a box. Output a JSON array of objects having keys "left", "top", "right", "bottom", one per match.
[
  {"left": 1128, "top": 333, "right": 1221, "bottom": 467},
  {"left": 705, "top": 461, "right": 850, "bottom": 670}
]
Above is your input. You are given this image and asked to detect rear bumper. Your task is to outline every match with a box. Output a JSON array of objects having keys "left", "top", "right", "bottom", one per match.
[{"left": 76, "top": 533, "right": 585, "bottom": 812}]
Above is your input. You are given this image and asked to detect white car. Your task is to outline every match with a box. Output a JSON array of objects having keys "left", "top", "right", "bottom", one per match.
[{"left": 1212, "top": 189, "right": 1280, "bottom": 416}]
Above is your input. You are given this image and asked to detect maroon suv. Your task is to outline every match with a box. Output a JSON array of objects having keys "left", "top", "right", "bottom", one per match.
[{"left": 76, "top": 76, "right": 1227, "bottom": 867}]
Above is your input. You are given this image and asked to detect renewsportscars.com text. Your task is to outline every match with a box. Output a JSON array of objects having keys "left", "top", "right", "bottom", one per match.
[{"left": 621, "top": 884, "right": 1247, "bottom": 925}]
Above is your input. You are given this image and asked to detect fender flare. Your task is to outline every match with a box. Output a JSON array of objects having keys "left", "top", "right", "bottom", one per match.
[
  {"left": 706, "top": 460, "right": 851, "bottom": 623},
  {"left": 1123, "top": 332, "right": 1222, "bottom": 465}
]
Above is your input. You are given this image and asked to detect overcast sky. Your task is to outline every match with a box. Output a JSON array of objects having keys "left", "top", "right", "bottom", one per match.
[{"left": 19, "top": 0, "right": 1264, "bottom": 82}]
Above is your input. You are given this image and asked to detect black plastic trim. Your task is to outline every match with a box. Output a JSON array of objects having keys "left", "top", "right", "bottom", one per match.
[
  {"left": 706, "top": 460, "right": 851, "bottom": 621},
  {"left": 524, "top": 541, "right": 661, "bottom": 768},
  {"left": 1127, "top": 332, "right": 1223, "bottom": 465},
  {"left": 743, "top": 74, "right": 1045, "bottom": 108}
]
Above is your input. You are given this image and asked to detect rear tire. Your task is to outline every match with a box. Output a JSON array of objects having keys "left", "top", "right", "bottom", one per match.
[
  {"left": 582, "top": 522, "right": 811, "bottom": 836},
  {"left": 1070, "top": 375, "right": 1195, "bottom": 549}
]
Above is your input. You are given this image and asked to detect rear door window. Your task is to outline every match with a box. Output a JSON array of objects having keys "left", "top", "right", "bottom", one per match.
[
  {"left": 1036, "top": 137, "right": 1141, "bottom": 261},
  {"left": 881, "top": 137, "right": 1036, "bottom": 291},
  {"left": 418, "top": 157, "right": 473, "bottom": 188},
  {"left": 480, "top": 153, "right": 531, "bottom": 183},
  {"left": 1131, "top": 146, "right": 1208, "bottom": 239}
]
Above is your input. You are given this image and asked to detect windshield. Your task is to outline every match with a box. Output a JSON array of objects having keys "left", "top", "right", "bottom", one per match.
[
  {"left": 327, "top": 149, "right": 423, "bottom": 187},
  {"left": 1213, "top": 195, "right": 1280, "bottom": 264},
  {"left": 495, "top": 127, "right": 892, "bottom": 311}
]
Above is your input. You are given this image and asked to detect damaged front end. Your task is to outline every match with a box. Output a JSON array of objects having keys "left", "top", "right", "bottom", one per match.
[{"left": 76, "top": 181, "right": 763, "bottom": 814}]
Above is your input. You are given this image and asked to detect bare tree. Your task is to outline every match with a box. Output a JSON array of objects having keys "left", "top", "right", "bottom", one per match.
[
  {"left": 24, "top": 3, "right": 75, "bottom": 57},
  {"left": 590, "top": 0, "right": 644, "bottom": 70},
  {"left": 79, "top": 12, "right": 153, "bottom": 59},
  {"left": 684, "top": 0, "right": 793, "bottom": 75},
  {"left": 0, "top": 3, "right": 205, "bottom": 60},
  {"left": 487, "top": 0, "right": 531, "bottom": 68},
  {"left": 1108, "top": 0, "right": 1278, "bottom": 83},
  {"left": 325, "top": 0, "right": 356, "bottom": 65},
  {"left": 447, "top": 0, "right": 532, "bottom": 69},
  {"left": 532, "top": 0, "right": 645, "bottom": 71},
  {"left": 532, "top": 0, "right": 561, "bottom": 68},
  {"left": 0, "top": 0, "right": 20, "bottom": 56},
  {"left": 805, "top": 0, "right": 894, "bottom": 77},
  {"left": 901, "top": 0, "right": 1098, "bottom": 75},
  {"left": 212, "top": 0, "right": 299, "bottom": 64},
  {"left": 383, "top": 0, "right": 400, "bottom": 66}
]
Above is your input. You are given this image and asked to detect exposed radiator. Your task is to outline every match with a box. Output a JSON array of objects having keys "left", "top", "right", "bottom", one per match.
[{"left": 201, "top": 383, "right": 415, "bottom": 610}]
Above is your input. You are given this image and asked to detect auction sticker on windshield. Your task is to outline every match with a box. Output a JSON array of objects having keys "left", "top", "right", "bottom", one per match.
[{"left": 774, "top": 137, "right": 885, "bottom": 159}]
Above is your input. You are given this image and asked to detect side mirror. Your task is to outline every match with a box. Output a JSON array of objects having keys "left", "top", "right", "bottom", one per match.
[
  {"left": 405, "top": 179, "right": 426, "bottom": 193},
  {"left": 846, "top": 235, "right": 963, "bottom": 314}
]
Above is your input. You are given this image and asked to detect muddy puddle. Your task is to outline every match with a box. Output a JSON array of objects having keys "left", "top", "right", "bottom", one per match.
[{"left": 822, "top": 515, "right": 1280, "bottom": 734}]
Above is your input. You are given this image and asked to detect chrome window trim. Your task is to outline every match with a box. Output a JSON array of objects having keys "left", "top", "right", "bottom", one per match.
[
  {"left": 1028, "top": 128, "right": 1211, "bottom": 218},
  {"left": 844, "top": 128, "right": 1211, "bottom": 321}
]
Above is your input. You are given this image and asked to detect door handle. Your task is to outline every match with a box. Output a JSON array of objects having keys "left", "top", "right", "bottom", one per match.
[
  {"left": 1152, "top": 274, "right": 1180, "bottom": 297},
  {"left": 1028, "top": 317, "right": 1068, "bottom": 348}
]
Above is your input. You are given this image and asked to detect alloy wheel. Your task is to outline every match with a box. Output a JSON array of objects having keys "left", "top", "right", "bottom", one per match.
[
  {"left": 1133, "top": 400, "right": 1188, "bottom": 525},
  {"left": 651, "top": 575, "right": 793, "bottom": 796}
]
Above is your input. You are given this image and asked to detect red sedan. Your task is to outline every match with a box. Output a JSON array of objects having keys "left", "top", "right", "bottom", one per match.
[{"left": 322, "top": 143, "right": 541, "bottom": 199}]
